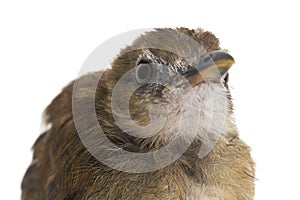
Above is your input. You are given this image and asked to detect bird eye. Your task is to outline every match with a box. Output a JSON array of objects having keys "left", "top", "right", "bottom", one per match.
[{"left": 135, "top": 63, "right": 153, "bottom": 84}]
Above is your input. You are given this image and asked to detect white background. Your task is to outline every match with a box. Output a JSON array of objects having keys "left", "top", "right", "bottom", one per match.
[{"left": 1, "top": 1, "right": 299, "bottom": 199}]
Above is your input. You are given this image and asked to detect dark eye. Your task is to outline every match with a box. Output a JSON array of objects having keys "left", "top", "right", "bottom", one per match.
[{"left": 135, "top": 63, "right": 153, "bottom": 84}]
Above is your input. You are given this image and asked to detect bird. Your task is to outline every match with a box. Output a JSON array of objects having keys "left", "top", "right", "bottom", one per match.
[{"left": 21, "top": 28, "right": 255, "bottom": 200}]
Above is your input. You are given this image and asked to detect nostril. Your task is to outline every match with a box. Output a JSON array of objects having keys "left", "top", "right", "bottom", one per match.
[{"left": 203, "top": 55, "right": 211, "bottom": 63}]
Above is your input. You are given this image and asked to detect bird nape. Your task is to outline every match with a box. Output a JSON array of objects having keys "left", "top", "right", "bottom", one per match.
[{"left": 21, "top": 28, "right": 255, "bottom": 200}]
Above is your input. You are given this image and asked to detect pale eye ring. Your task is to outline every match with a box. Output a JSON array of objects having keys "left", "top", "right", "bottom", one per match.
[{"left": 135, "top": 63, "right": 153, "bottom": 84}]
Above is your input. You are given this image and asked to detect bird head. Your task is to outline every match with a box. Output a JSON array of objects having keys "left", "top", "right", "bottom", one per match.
[{"left": 95, "top": 28, "right": 234, "bottom": 153}]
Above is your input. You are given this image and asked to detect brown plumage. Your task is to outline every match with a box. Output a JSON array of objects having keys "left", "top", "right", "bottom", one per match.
[{"left": 21, "top": 28, "right": 255, "bottom": 200}]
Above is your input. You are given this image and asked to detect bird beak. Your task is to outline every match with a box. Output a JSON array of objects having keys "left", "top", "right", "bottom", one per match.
[
  {"left": 185, "top": 50, "right": 235, "bottom": 87},
  {"left": 162, "top": 51, "right": 235, "bottom": 94}
]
